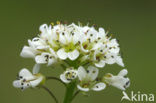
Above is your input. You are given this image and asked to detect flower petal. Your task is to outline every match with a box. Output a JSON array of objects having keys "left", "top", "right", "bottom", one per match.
[
  {"left": 68, "top": 49, "right": 79, "bottom": 60},
  {"left": 48, "top": 58, "right": 55, "bottom": 66},
  {"left": 59, "top": 32, "right": 67, "bottom": 44},
  {"left": 98, "top": 28, "right": 106, "bottom": 37},
  {"left": 20, "top": 46, "right": 36, "bottom": 58},
  {"left": 104, "top": 73, "right": 130, "bottom": 91},
  {"left": 116, "top": 56, "right": 124, "bottom": 67},
  {"left": 77, "top": 66, "right": 87, "bottom": 81},
  {"left": 57, "top": 48, "right": 68, "bottom": 60},
  {"left": 60, "top": 74, "right": 70, "bottom": 83},
  {"left": 30, "top": 77, "right": 43, "bottom": 87},
  {"left": 92, "top": 83, "right": 106, "bottom": 91},
  {"left": 105, "top": 54, "right": 116, "bottom": 64},
  {"left": 80, "top": 44, "right": 89, "bottom": 53},
  {"left": 13, "top": 80, "right": 22, "bottom": 88},
  {"left": 39, "top": 24, "right": 48, "bottom": 33},
  {"left": 35, "top": 55, "right": 47, "bottom": 64},
  {"left": 32, "top": 64, "right": 40, "bottom": 74},
  {"left": 19, "top": 68, "right": 34, "bottom": 80},
  {"left": 87, "top": 66, "right": 98, "bottom": 81},
  {"left": 77, "top": 85, "right": 89, "bottom": 92},
  {"left": 111, "top": 77, "right": 130, "bottom": 90},
  {"left": 95, "top": 60, "right": 105, "bottom": 68},
  {"left": 118, "top": 69, "right": 128, "bottom": 76}
]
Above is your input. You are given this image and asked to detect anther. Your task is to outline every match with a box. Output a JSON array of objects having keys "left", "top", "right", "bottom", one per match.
[{"left": 92, "top": 71, "right": 96, "bottom": 73}]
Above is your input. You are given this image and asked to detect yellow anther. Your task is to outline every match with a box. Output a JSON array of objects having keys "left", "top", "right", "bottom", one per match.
[
  {"left": 51, "top": 22, "right": 54, "bottom": 26},
  {"left": 56, "top": 21, "right": 60, "bottom": 25}
]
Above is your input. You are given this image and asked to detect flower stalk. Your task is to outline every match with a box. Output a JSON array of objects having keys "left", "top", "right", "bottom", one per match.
[
  {"left": 42, "top": 85, "right": 58, "bottom": 103},
  {"left": 46, "top": 76, "right": 66, "bottom": 86},
  {"left": 63, "top": 81, "right": 77, "bottom": 103}
]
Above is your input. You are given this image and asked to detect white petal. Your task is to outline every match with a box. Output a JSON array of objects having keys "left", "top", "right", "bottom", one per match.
[
  {"left": 49, "top": 48, "right": 56, "bottom": 56},
  {"left": 59, "top": 33, "right": 67, "bottom": 44},
  {"left": 77, "top": 85, "right": 89, "bottom": 92},
  {"left": 105, "top": 75, "right": 130, "bottom": 91},
  {"left": 118, "top": 69, "right": 128, "bottom": 76},
  {"left": 39, "top": 24, "right": 48, "bottom": 33},
  {"left": 57, "top": 48, "right": 68, "bottom": 60},
  {"left": 92, "top": 43, "right": 103, "bottom": 50},
  {"left": 20, "top": 46, "right": 36, "bottom": 58},
  {"left": 19, "top": 69, "right": 34, "bottom": 80},
  {"left": 60, "top": 74, "right": 70, "bottom": 83},
  {"left": 13, "top": 80, "right": 22, "bottom": 88},
  {"left": 105, "top": 55, "right": 116, "bottom": 64},
  {"left": 80, "top": 44, "right": 89, "bottom": 53},
  {"left": 77, "top": 66, "right": 87, "bottom": 81},
  {"left": 109, "top": 47, "right": 120, "bottom": 54},
  {"left": 92, "top": 83, "right": 106, "bottom": 91},
  {"left": 35, "top": 55, "right": 47, "bottom": 64},
  {"left": 30, "top": 77, "right": 43, "bottom": 87},
  {"left": 31, "top": 38, "right": 46, "bottom": 48},
  {"left": 98, "top": 28, "right": 106, "bottom": 37},
  {"left": 72, "top": 32, "right": 80, "bottom": 44},
  {"left": 68, "top": 49, "right": 79, "bottom": 60},
  {"left": 36, "top": 45, "right": 49, "bottom": 50},
  {"left": 95, "top": 60, "right": 105, "bottom": 68},
  {"left": 111, "top": 77, "right": 130, "bottom": 90},
  {"left": 48, "top": 58, "right": 55, "bottom": 66},
  {"left": 32, "top": 64, "right": 40, "bottom": 74},
  {"left": 116, "top": 56, "right": 124, "bottom": 67},
  {"left": 87, "top": 66, "right": 98, "bottom": 81}
]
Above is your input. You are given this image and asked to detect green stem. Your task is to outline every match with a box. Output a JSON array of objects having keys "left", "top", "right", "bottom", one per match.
[
  {"left": 63, "top": 81, "right": 76, "bottom": 103},
  {"left": 72, "top": 90, "right": 80, "bottom": 101},
  {"left": 46, "top": 76, "right": 66, "bottom": 87},
  {"left": 42, "top": 85, "right": 58, "bottom": 103}
]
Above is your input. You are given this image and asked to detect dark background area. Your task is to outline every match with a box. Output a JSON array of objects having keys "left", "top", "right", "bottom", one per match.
[{"left": 0, "top": 0, "right": 156, "bottom": 103}]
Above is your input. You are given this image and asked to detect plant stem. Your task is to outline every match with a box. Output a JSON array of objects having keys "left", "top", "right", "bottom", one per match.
[
  {"left": 63, "top": 81, "right": 76, "bottom": 103},
  {"left": 46, "top": 76, "right": 66, "bottom": 87},
  {"left": 42, "top": 85, "right": 58, "bottom": 103},
  {"left": 72, "top": 90, "right": 80, "bottom": 101}
]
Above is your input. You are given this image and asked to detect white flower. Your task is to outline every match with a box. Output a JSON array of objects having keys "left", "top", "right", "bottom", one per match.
[
  {"left": 103, "top": 69, "right": 130, "bottom": 90},
  {"left": 39, "top": 24, "right": 53, "bottom": 40},
  {"left": 56, "top": 24, "right": 81, "bottom": 60},
  {"left": 57, "top": 48, "right": 79, "bottom": 60},
  {"left": 20, "top": 46, "right": 37, "bottom": 58},
  {"left": 13, "top": 64, "right": 44, "bottom": 90},
  {"left": 20, "top": 38, "right": 48, "bottom": 58},
  {"left": 93, "top": 45, "right": 124, "bottom": 68},
  {"left": 77, "top": 66, "right": 106, "bottom": 92},
  {"left": 35, "top": 48, "right": 57, "bottom": 66},
  {"left": 60, "top": 67, "right": 78, "bottom": 83},
  {"left": 20, "top": 22, "right": 124, "bottom": 68},
  {"left": 107, "top": 39, "right": 120, "bottom": 54}
]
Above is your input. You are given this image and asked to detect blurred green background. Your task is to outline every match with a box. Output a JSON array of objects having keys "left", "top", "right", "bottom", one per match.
[{"left": 0, "top": 0, "right": 156, "bottom": 103}]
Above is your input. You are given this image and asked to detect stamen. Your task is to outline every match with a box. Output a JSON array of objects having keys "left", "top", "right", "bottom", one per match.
[
  {"left": 92, "top": 71, "right": 96, "bottom": 73},
  {"left": 96, "top": 86, "right": 99, "bottom": 88}
]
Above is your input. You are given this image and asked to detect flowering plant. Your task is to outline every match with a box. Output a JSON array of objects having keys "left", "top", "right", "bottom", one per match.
[{"left": 13, "top": 22, "right": 130, "bottom": 103}]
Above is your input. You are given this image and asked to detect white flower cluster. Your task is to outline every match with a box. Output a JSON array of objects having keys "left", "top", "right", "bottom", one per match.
[
  {"left": 13, "top": 22, "right": 130, "bottom": 92},
  {"left": 20, "top": 23, "right": 123, "bottom": 67}
]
